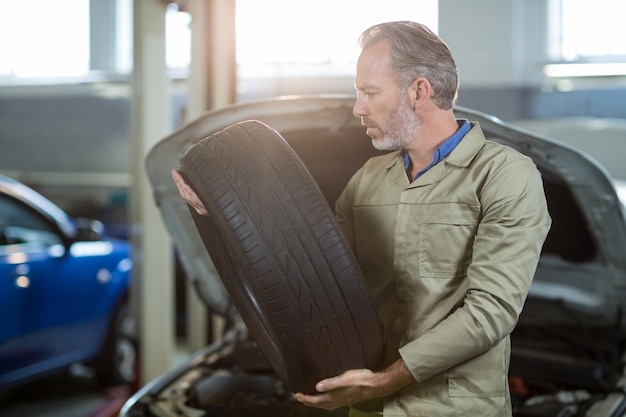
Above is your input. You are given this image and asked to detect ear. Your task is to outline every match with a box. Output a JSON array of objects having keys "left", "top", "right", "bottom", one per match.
[{"left": 410, "top": 77, "right": 432, "bottom": 109}]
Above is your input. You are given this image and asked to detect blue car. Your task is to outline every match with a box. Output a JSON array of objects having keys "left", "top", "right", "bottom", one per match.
[{"left": 0, "top": 174, "right": 135, "bottom": 390}]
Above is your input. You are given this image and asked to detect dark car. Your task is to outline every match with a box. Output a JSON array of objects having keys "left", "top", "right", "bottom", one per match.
[
  {"left": 121, "top": 95, "right": 626, "bottom": 417},
  {"left": 0, "top": 174, "right": 136, "bottom": 390}
]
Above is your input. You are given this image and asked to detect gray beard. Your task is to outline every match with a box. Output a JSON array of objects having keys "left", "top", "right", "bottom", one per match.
[{"left": 371, "top": 100, "right": 421, "bottom": 151}]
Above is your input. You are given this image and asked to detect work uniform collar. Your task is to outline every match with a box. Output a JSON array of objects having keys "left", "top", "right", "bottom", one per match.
[
  {"left": 403, "top": 119, "right": 471, "bottom": 180},
  {"left": 383, "top": 121, "right": 487, "bottom": 187}
]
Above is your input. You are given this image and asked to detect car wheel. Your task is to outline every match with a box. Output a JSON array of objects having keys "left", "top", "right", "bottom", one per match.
[
  {"left": 179, "top": 120, "right": 383, "bottom": 394},
  {"left": 95, "top": 301, "right": 137, "bottom": 387}
]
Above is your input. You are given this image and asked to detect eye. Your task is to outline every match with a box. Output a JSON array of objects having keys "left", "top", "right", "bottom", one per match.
[
  {"left": 357, "top": 90, "right": 375, "bottom": 98},
  {"left": 356, "top": 89, "right": 377, "bottom": 99}
]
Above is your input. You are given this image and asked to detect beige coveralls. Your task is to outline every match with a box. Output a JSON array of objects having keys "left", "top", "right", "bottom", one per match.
[{"left": 335, "top": 122, "right": 552, "bottom": 417}]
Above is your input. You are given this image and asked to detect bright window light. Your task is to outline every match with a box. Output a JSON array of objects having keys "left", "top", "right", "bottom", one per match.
[
  {"left": 0, "top": 0, "right": 438, "bottom": 80},
  {"left": 166, "top": 3, "right": 191, "bottom": 69},
  {"left": 235, "top": 0, "right": 438, "bottom": 67},
  {"left": 544, "top": 62, "right": 626, "bottom": 78},
  {"left": 545, "top": 0, "right": 626, "bottom": 78},
  {"left": 0, "top": 0, "right": 90, "bottom": 78},
  {"left": 557, "top": 0, "right": 626, "bottom": 61}
]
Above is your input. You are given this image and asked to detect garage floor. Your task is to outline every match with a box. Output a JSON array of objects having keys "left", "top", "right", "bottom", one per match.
[
  {"left": 0, "top": 346, "right": 189, "bottom": 417},
  {"left": 0, "top": 365, "right": 128, "bottom": 417}
]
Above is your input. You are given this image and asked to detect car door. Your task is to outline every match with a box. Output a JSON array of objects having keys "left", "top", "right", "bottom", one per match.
[{"left": 0, "top": 193, "right": 106, "bottom": 382}]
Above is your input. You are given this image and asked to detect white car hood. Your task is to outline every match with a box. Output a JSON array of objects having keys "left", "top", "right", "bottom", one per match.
[{"left": 145, "top": 95, "right": 626, "bottom": 322}]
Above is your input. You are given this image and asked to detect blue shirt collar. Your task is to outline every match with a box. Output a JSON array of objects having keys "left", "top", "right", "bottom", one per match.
[{"left": 404, "top": 119, "right": 471, "bottom": 180}]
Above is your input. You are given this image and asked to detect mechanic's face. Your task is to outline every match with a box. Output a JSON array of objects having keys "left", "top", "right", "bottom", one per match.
[{"left": 353, "top": 41, "right": 421, "bottom": 151}]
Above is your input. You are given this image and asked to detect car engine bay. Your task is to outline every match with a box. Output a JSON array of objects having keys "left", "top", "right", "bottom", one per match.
[{"left": 122, "top": 98, "right": 626, "bottom": 417}]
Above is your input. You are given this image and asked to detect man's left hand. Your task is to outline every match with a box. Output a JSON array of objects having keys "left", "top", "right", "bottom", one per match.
[
  {"left": 295, "top": 369, "right": 379, "bottom": 411},
  {"left": 294, "top": 359, "right": 415, "bottom": 411}
]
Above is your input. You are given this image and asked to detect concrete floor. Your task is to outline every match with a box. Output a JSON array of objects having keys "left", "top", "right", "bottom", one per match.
[
  {"left": 0, "top": 365, "right": 128, "bottom": 417},
  {"left": 0, "top": 345, "right": 190, "bottom": 417}
]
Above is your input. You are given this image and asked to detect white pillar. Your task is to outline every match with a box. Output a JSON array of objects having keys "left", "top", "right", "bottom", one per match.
[{"left": 130, "top": 0, "right": 175, "bottom": 384}]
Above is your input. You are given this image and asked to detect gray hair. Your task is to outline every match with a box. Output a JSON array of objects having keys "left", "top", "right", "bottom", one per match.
[{"left": 358, "top": 21, "right": 459, "bottom": 110}]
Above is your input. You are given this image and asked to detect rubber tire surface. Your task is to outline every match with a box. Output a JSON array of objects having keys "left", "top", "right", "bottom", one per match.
[{"left": 179, "top": 120, "right": 383, "bottom": 394}]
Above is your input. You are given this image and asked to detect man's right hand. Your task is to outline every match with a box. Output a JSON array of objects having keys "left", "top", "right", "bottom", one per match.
[{"left": 171, "top": 169, "right": 209, "bottom": 216}]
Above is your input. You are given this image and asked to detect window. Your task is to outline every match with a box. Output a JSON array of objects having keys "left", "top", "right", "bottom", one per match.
[
  {"left": 0, "top": 0, "right": 90, "bottom": 79},
  {"left": 166, "top": 2, "right": 191, "bottom": 70},
  {"left": 0, "top": 0, "right": 437, "bottom": 82},
  {"left": 235, "top": 0, "right": 438, "bottom": 70},
  {"left": 556, "top": 0, "right": 626, "bottom": 61},
  {"left": 233, "top": 1, "right": 438, "bottom": 99},
  {"left": 0, "top": 0, "right": 190, "bottom": 82},
  {"left": 545, "top": 0, "right": 626, "bottom": 77},
  {"left": 0, "top": 196, "right": 60, "bottom": 246}
]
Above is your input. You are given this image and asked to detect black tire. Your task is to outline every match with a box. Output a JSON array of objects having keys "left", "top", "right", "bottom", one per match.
[
  {"left": 94, "top": 301, "right": 137, "bottom": 387},
  {"left": 179, "top": 120, "right": 383, "bottom": 394}
]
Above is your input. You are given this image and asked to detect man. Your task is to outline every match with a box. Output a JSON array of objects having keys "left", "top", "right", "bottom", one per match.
[{"left": 173, "top": 21, "right": 551, "bottom": 417}]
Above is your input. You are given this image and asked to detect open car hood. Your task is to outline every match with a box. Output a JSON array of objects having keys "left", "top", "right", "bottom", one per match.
[{"left": 146, "top": 95, "right": 626, "bottom": 323}]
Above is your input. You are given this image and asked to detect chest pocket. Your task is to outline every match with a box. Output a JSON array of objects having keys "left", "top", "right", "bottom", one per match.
[{"left": 417, "top": 202, "right": 479, "bottom": 279}]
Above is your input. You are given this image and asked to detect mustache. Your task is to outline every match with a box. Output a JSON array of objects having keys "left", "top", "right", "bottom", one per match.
[{"left": 361, "top": 117, "right": 377, "bottom": 127}]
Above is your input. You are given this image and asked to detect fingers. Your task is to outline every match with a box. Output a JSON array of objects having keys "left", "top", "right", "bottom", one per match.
[
  {"left": 171, "top": 169, "right": 187, "bottom": 197},
  {"left": 294, "top": 392, "right": 339, "bottom": 411},
  {"left": 293, "top": 375, "right": 345, "bottom": 410},
  {"left": 171, "top": 169, "right": 192, "bottom": 201},
  {"left": 315, "top": 377, "right": 333, "bottom": 393},
  {"left": 317, "top": 369, "right": 372, "bottom": 392},
  {"left": 171, "top": 169, "right": 189, "bottom": 195},
  {"left": 294, "top": 369, "right": 375, "bottom": 411},
  {"left": 170, "top": 169, "right": 209, "bottom": 216}
]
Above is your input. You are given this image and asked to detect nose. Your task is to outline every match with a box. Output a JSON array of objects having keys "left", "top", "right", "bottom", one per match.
[{"left": 353, "top": 96, "right": 367, "bottom": 118}]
